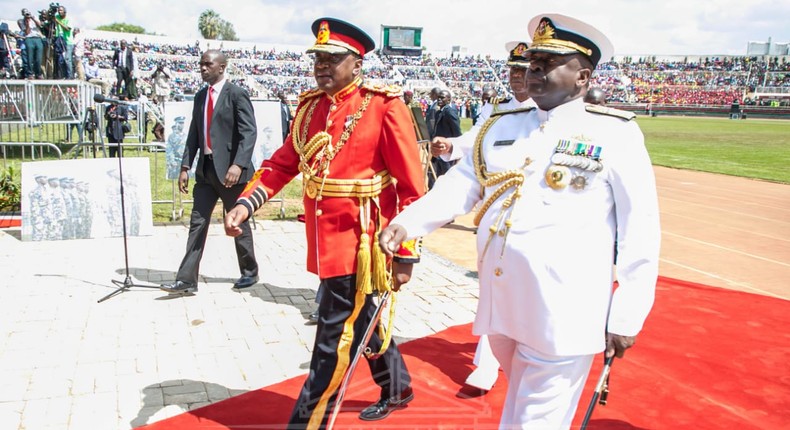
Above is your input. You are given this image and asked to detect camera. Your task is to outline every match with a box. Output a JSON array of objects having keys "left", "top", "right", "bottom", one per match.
[{"left": 48, "top": 2, "right": 61, "bottom": 16}]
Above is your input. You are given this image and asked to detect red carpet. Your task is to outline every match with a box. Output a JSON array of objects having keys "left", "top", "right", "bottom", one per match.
[{"left": 137, "top": 277, "right": 790, "bottom": 429}]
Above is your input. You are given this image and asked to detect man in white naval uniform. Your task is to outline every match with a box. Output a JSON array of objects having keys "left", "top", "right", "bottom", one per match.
[
  {"left": 379, "top": 13, "right": 660, "bottom": 429},
  {"left": 433, "top": 40, "right": 537, "bottom": 394},
  {"left": 431, "top": 41, "right": 536, "bottom": 164}
]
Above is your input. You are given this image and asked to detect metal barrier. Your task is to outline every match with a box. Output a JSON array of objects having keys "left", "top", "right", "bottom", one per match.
[
  {"left": 0, "top": 79, "right": 286, "bottom": 222},
  {"left": 0, "top": 141, "right": 62, "bottom": 159},
  {"left": 0, "top": 79, "right": 184, "bottom": 216}
]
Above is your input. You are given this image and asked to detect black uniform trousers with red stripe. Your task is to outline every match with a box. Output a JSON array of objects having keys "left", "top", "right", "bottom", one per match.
[{"left": 288, "top": 274, "right": 411, "bottom": 428}]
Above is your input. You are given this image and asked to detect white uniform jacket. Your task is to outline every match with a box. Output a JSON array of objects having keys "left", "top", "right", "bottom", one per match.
[{"left": 393, "top": 97, "right": 661, "bottom": 356}]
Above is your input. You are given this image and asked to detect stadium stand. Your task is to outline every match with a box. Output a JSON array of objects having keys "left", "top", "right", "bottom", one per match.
[{"left": 1, "top": 25, "right": 789, "bottom": 118}]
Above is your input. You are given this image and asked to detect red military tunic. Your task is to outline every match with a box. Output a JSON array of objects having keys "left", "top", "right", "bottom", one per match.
[{"left": 238, "top": 78, "right": 425, "bottom": 279}]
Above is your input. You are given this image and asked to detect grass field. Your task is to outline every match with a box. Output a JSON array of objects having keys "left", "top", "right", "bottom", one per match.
[
  {"left": 1, "top": 114, "right": 788, "bottom": 222},
  {"left": 635, "top": 116, "right": 790, "bottom": 183}
]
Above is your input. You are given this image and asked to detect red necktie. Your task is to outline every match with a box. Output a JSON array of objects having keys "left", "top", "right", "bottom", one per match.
[{"left": 206, "top": 87, "right": 214, "bottom": 151}]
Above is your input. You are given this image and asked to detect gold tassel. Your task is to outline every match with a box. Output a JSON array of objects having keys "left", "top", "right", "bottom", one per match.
[
  {"left": 372, "top": 231, "right": 390, "bottom": 294},
  {"left": 356, "top": 233, "right": 372, "bottom": 294}
]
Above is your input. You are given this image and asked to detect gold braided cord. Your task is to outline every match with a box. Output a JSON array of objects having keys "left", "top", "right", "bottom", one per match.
[
  {"left": 365, "top": 291, "right": 397, "bottom": 359},
  {"left": 292, "top": 96, "right": 320, "bottom": 151},
  {"left": 471, "top": 112, "right": 531, "bottom": 260},
  {"left": 531, "top": 40, "right": 593, "bottom": 57},
  {"left": 472, "top": 115, "right": 526, "bottom": 227},
  {"left": 295, "top": 92, "right": 374, "bottom": 175},
  {"left": 472, "top": 116, "right": 499, "bottom": 184},
  {"left": 298, "top": 132, "right": 331, "bottom": 179},
  {"left": 473, "top": 175, "right": 524, "bottom": 226},
  {"left": 314, "top": 92, "right": 374, "bottom": 174}
]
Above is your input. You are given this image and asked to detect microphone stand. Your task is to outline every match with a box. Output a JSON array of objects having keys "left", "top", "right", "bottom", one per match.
[{"left": 97, "top": 100, "right": 159, "bottom": 303}]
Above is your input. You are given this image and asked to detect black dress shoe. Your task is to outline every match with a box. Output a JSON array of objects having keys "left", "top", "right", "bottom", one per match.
[
  {"left": 160, "top": 280, "right": 197, "bottom": 294},
  {"left": 233, "top": 275, "right": 259, "bottom": 289},
  {"left": 359, "top": 387, "right": 414, "bottom": 421},
  {"left": 309, "top": 310, "right": 319, "bottom": 323}
]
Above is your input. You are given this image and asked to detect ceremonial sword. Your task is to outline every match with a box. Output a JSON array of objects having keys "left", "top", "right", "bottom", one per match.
[
  {"left": 580, "top": 355, "right": 614, "bottom": 430},
  {"left": 326, "top": 290, "right": 392, "bottom": 430}
]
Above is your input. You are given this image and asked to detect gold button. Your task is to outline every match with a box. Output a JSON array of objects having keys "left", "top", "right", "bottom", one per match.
[
  {"left": 326, "top": 119, "right": 333, "bottom": 127},
  {"left": 494, "top": 267, "right": 503, "bottom": 276},
  {"left": 329, "top": 105, "right": 337, "bottom": 111},
  {"left": 316, "top": 209, "right": 323, "bottom": 216}
]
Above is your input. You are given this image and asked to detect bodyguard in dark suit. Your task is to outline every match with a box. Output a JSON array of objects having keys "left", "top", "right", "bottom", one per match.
[
  {"left": 277, "top": 91, "right": 293, "bottom": 143},
  {"left": 428, "top": 89, "right": 461, "bottom": 188},
  {"left": 161, "top": 50, "right": 259, "bottom": 294}
]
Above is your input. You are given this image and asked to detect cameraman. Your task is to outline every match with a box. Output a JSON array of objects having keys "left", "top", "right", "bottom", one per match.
[
  {"left": 18, "top": 8, "right": 44, "bottom": 79},
  {"left": 151, "top": 63, "right": 172, "bottom": 104},
  {"left": 105, "top": 94, "right": 129, "bottom": 158},
  {"left": 53, "top": 4, "right": 74, "bottom": 79}
]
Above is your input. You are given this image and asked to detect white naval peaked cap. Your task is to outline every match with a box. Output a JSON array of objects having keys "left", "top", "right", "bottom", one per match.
[
  {"left": 504, "top": 40, "right": 531, "bottom": 67},
  {"left": 526, "top": 13, "right": 614, "bottom": 66}
]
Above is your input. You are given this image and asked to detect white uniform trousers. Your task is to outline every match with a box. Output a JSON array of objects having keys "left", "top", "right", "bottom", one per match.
[
  {"left": 489, "top": 334, "right": 595, "bottom": 430},
  {"left": 465, "top": 334, "right": 501, "bottom": 390}
]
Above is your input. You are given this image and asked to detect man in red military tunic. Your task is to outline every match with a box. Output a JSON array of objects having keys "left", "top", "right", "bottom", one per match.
[{"left": 224, "top": 17, "right": 425, "bottom": 428}]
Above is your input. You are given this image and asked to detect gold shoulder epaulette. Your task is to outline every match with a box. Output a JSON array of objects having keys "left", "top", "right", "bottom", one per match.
[
  {"left": 492, "top": 96, "right": 511, "bottom": 106},
  {"left": 585, "top": 104, "right": 636, "bottom": 121},
  {"left": 491, "top": 106, "right": 535, "bottom": 117},
  {"left": 298, "top": 87, "right": 323, "bottom": 102},
  {"left": 362, "top": 82, "right": 403, "bottom": 98}
]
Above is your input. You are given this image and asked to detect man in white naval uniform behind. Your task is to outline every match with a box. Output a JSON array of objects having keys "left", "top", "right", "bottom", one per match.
[
  {"left": 431, "top": 41, "right": 536, "bottom": 163},
  {"left": 379, "top": 13, "right": 660, "bottom": 429},
  {"left": 433, "top": 40, "right": 537, "bottom": 394}
]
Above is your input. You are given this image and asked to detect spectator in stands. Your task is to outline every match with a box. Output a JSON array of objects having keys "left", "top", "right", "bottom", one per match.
[
  {"left": 84, "top": 55, "right": 110, "bottom": 95},
  {"left": 149, "top": 98, "right": 165, "bottom": 141},
  {"left": 72, "top": 28, "right": 85, "bottom": 80},
  {"left": 151, "top": 62, "right": 172, "bottom": 104},
  {"left": 53, "top": 5, "right": 73, "bottom": 79},
  {"left": 18, "top": 8, "right": 44, "bottom": 79},
  {"left": 15, "top": 10, "right": 31, "bottom": 78},
  {"left": 403, "top": 89, "right": 415, "bottom": 107},
  {"left": 0, "top": 24, "right": 10, "bottom": 78},
  {"left": 113, "top": 40, "right": 137, "bottom": 99},
  {"left": 585, "top": 87, "right": 607, "bottom": 105}
]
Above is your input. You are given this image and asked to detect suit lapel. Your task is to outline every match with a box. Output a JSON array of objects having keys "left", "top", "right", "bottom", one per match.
[
  {"left": 193, "top": 87, "right": 207, "bottom": 146},
  {"left": 212, "top": 84, "right": 229, "bottom": 122}
]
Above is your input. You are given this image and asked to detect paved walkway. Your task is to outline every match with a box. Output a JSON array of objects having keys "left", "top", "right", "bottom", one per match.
[
  {"left": 2, "top": 167, "right": 787, "bottom": 430},
  {"left": 0, "top": 220, "right": 479, "bottom": 430}
]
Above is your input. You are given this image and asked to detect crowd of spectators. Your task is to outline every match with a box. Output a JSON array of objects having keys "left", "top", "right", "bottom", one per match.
[{"left": 5, "top": 24, "right": 789, "bottom": 109}]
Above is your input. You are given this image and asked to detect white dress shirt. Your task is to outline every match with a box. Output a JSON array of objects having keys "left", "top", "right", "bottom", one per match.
[{"left": 203, "top": 78, "right": 226, "bottom": 155}]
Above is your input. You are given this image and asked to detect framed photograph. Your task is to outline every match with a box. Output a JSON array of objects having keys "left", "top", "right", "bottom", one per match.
[
  {"left": 250, "top": 100, "right": 284, "bottom": 169},
  {"left": 162, "top": 99, "right": 284, "bottom": 180},
  {"left": 163, "top": 101, "right": 194, "bottom": 180},
  {"left": 21, "top": 158, "right": 154, "bottom": 241}
]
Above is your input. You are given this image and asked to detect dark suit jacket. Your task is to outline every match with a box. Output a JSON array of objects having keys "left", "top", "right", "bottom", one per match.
[
  {"left": 425, "top": 101, "right": 440, "bottom": 139},
  {"left": 181, "top": 81, "right": 257, "bottom": 183},
  {"left": 434, "top": 104, "right": 461, "bottom": 139},
  {"left": 280, "top": 101, "right": 293, "bottom": 142},
  {"left": 104, "top": 104, "right": 128, "bottom": 142},
  {"left": 112, "top": 48, "right": 134, "bottom": 70}
]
